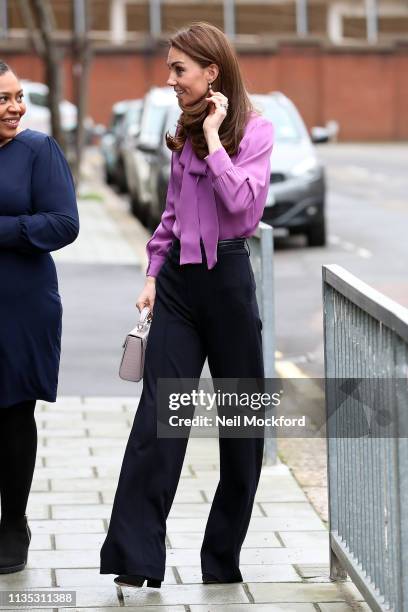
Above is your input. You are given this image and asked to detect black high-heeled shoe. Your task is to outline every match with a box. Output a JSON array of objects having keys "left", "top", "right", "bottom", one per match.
[
  {"left": 202, "top": 573, "right": 243, "bottom": 584},
  {"left": 0, "top": 515, "right": 31, "bottom": 574},
  {"left": 202, "top": 573, "right": 220, "bottom": 584},
  {"left": 114, "top": 574, "right": 162, "bottom": 588}
]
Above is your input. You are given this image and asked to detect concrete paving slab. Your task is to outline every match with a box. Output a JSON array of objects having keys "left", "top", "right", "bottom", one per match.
[
  {"left": 60, "top": 608, "right": 185, "bottom": 612},
  {"left": 190, "top": 606, "right": 316, "bottom": 612},
  {"left": 30, "top": 534, "right": 53, "bottom": 550},
  {"left": 279, "top": 531, "right": 329, "bottom": 549},
  {"left": 247, "top": 582, "right": 364, "bottom": 603},
  {"left": 55, "top": 533, "right": 106, "bottom": 550},
  {"left": 178, "top": 564, "right": 301, "bottom": 584},
  {"left": 318, "top": 604, "right": 370, "bottom": 611},
  {"left": 28, "top": 550, "right": 100, "bottom": 569},
  {"left": 168, "top": 531, "right": 282, "bottom": 549},
  {"left": 55, "top": 568, "right": 177, "bottom": 587},
  {"left": 29, "top": 519, "right": 105, "bottom": 534},
  {"left": 51, "top": 478, "right": 118, "bottom": 492},
  {"left": 0, "top": 568, "right": 52, "bottom": 588},
  {"left": 122, "top": 583, "right": 250, "bottom": 606}
]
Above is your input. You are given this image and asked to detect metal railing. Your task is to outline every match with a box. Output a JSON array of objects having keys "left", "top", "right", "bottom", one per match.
[
  {"left": 322, "top": 264, "right": 408, "bottom": 612},
  {"left": 248, "top": 221, "right": 277, "bottom": 465}
]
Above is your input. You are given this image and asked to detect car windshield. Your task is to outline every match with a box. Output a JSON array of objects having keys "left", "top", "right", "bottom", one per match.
[
  {"left": 161, "top": 106, "right": 180, "bottom": 159},
  {"left": 125, "top": 105, "right": 142, "bottom": 128},
  {"left": 140, "top": 102, "right": 171, "bottom": 146},
  {"left": 252, "top": 98, "right": 303, "bottom": 143},
  {"left": 164, "top": 107, "right": 180, "bottom": 135}
]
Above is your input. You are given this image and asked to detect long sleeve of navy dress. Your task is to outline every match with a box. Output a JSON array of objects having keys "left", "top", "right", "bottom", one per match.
[{"left": 0, "top": 129, "right": 79, "bottom": 408}]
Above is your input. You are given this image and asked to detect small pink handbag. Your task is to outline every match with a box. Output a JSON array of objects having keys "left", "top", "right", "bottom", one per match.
[{"left": 119, "top": 307, "right": 153, "bottom": 382}]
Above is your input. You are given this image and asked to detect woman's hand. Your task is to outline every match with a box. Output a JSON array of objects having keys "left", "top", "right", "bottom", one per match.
[
  {"left": 136, "top": 276, "right": 156, "bottom": 314},
  {"left": 203, "top": 85, "right": 229, "bottom": 134}
]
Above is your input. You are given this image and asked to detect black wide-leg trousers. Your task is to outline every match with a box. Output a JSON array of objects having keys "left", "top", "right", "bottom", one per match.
[{"left": 100, "top": 238, "right": 265, "bottom": 582}]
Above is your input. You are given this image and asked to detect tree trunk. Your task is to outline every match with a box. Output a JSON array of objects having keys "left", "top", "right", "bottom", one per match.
[{"left": 29, "top": 0, "right": 66, "bottom": 152}]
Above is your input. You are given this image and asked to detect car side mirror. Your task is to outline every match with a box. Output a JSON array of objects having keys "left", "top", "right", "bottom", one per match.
[
  {"left": 310, "top": 126, "right": 330, "bottom": 144},
  {"left": 311, "top": 120, "right": 339, "bottom": 144},
  {"left": 128, "top": 124, "right": 140, "bottom": 138}
]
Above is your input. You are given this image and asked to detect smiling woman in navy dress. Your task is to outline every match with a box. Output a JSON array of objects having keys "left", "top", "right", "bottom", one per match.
[{"left": 0, "top": 60, "right": 79, "bottom": 574}]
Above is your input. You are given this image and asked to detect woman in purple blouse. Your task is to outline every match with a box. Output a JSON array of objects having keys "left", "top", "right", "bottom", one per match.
[{"left": 100, "top": 22, "right": 274, "bottom": 589}]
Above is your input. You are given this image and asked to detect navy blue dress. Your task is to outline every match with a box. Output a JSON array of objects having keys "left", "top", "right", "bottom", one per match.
[{"left": 0, "top": 129, "right": 79, "bottom": 408}]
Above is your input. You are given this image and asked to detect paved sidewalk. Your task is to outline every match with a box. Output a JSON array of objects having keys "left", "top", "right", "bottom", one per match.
[{"left": 0, "top": 396, "right": 368, "bottom": 611}]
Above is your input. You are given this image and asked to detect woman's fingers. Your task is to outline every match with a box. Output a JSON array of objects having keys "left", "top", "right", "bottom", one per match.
[
  {"left": 205, "top": 93, "right": 229, "bottom": 110},
  {"left": 136, "top": 298, "right": 148, "bottom": 312}
]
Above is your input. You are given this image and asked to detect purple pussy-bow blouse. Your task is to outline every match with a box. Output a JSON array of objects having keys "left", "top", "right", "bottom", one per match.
[{"left": 146, "top": 111, "right": 274, "bottom": 277}]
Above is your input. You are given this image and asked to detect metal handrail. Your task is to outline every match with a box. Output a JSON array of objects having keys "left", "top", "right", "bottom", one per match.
[{"left": 323, "top": 264, "right": 408, "bottom": 612}]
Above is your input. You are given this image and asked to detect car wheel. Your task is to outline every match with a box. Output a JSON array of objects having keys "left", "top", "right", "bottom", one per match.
[
  {"left": 116, "top": 159, "right": 128, "bottom": 193},
  {"left": 130, "top": 195, "right": 141, "bottom": 218},
  {"left": 105, "top": 166, "right": 114, "bottom": 185},
  {"left": 147, "top": 212, "right": 158, "bottom": 233},
  {"left": 306, "top": 218, "right": 326, "bottom": 247}
]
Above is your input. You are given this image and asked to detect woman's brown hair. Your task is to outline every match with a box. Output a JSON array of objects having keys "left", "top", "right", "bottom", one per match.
[{"left": 165, "top": 22, "right": 259, "bottom": 160}]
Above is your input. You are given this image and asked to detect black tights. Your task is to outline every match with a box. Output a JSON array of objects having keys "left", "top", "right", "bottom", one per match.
[{"left": 0, "top": 400, "right": 37, "bottom": 523}]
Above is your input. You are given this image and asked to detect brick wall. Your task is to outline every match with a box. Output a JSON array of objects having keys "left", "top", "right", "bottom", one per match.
[{"left": 2, "top": 43, "right": 408, "bottom": 141}]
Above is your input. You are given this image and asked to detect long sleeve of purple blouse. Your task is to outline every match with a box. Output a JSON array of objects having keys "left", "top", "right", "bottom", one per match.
[
  {"left": 146, "top": 114, "right": 274, "bottom": 277},
  {"left": 204, "top": 117, "right": 274, "bottom": 217}
]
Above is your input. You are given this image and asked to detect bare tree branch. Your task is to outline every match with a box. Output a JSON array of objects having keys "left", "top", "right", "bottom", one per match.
[{"left": 17, "top": 0, "right": 45, "bottom": 57}]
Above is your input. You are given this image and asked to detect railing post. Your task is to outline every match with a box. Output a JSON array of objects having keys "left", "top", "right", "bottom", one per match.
[
  {"left": 149, "top": 0, "right": 162, "bottom": 38},
  {"left": 365, "top": 0, "right": 379, "bottom": 44},
  {"left": 323, "top": 278, "right": 347, "bottom": 581},
  {"left": 0, "top": 0, "right": 8, "bottom": 39},
  {"left": 223, "top": 0, "right": 235, "bottom": 40},
  {"left": 249, "top": 222, "right": 276, "bottom": 465},
  {"left": 110, "top": 0, "right": 126, "bottom": 45},
  {"left": 396, "top": 342, "right": 408, "bottom": 611},
  {"left": 296, "top": 0, "right": 308, "bottom": 37}
]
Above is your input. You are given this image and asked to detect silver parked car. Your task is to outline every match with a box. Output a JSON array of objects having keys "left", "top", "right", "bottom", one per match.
[
  {"left": 126, "top": 87, "right": 177, "bottom": 225},
  {"left": 100, "top": 100, "right": 132, "bottom": 186},
  {"left": 139, "top": 90, "right": 327, "bottom": 247},
  {"left": 251, "top": 92, "right": 327, "bottom": 246},
  {"left": 116, "top": 99, "right": 143, "bottom": 194}
]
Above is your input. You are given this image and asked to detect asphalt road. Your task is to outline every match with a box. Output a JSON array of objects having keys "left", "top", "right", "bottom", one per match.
[
  {"left": 57, "top": 143, "right": 408, "bottom": 395},
  {"left": 273, "top": 142, "right": 408, "bottom": 377}
]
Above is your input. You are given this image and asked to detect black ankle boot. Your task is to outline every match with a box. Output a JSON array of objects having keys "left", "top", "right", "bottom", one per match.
[{"left": 0, "top": 515, "right": 31, "bottom": 574}]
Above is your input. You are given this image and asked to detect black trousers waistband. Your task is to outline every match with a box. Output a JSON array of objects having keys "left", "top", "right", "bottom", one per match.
[{"left": 170, "top": 237, "right": 250, "bottom": 255}]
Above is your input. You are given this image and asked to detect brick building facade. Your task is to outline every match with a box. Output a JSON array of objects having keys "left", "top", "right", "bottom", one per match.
[{"left": 1, "top": 0, "right": 407, "bottom": 140}]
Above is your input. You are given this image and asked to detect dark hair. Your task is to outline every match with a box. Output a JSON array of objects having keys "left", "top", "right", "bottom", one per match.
[
  {"left": 0, "top": 60, "right": 11, "bottom": 76},
  {"left": 165, "top": 22, "right": 258, "bottom": 160}
]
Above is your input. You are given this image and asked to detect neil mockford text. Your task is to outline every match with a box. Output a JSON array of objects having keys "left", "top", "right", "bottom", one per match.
[{"left": 166, "top": 389, "right": 306, "bottom": 428}]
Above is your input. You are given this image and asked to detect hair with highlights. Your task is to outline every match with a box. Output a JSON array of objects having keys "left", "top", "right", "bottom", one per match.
[
  {"left": 0, "top": 60, "right": 11, "bottom": 76},
  {"left": 165, "top": 22, "right": 258, "bottom": 159}
]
